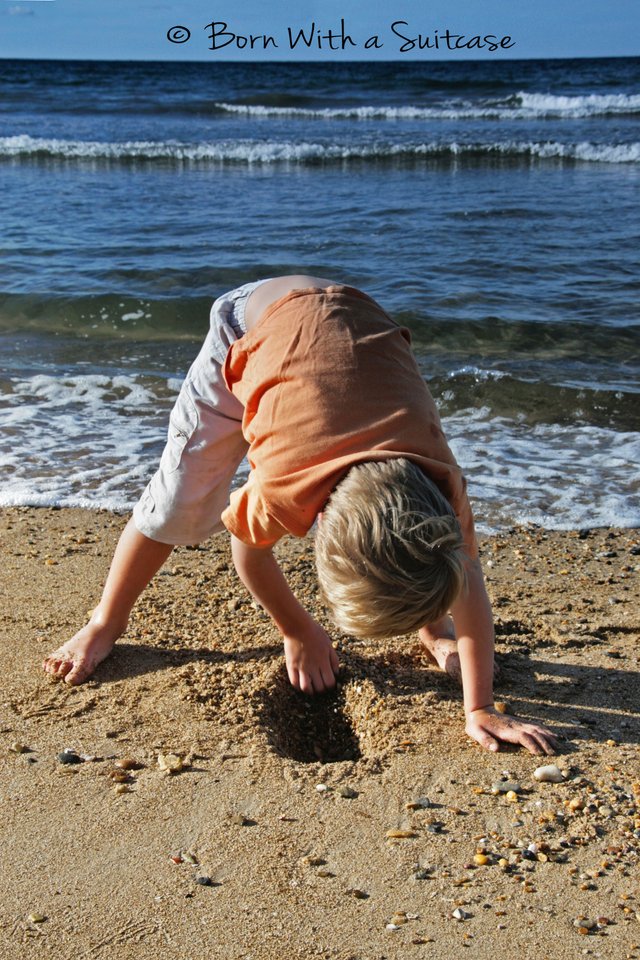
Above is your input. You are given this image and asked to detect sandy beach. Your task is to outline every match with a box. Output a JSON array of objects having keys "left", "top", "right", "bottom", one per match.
[{"left": 1, "top": 507, "right": 638, "bottom": 960}]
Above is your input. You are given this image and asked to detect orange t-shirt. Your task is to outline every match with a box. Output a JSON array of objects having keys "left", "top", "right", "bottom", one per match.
[{"left": 221, "top": 285, "right": 478, "bottom": 558}]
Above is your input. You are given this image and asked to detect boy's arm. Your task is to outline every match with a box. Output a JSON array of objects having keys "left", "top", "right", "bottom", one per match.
[
  {"left": 230, "top": 534, "right": 339, "bottom": 694},
  {"left": 451, "top": 557, "right": 558, "bottom": 755}
]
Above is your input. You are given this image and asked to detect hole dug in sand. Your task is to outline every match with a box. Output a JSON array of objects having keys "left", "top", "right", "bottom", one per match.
[{"left": 257, "top": 667, "right": 362, "bottom": 764}]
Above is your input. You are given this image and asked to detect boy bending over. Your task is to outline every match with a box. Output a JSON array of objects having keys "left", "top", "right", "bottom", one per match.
[{"left": 44, "top": 276, "right": 557, "bottom": 756}]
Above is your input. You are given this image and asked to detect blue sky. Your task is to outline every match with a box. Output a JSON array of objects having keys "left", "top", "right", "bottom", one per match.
[{"left": 1, "top": 0, "right": 639, "bottom": 61}]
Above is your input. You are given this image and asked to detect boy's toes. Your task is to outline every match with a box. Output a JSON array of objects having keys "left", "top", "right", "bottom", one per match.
[
  {"left": 43, "top": 656, "right": 62, "bottom": 675},
  {"left": 64, "top": 660, "right": 91, "bottom": 685},
  {"left": 57, "top": 659, "right": 74, "bottom": 679}
]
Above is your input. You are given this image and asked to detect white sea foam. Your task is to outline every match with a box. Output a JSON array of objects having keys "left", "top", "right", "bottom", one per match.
[
  {"left": 445, "top": 409, "right": 640, "bottom": 535},
  {"left": 515, "top": 91, "right": 640, "bottom": 117},
  {"left": 215, "top": 91, "right": 640, "bottom": 121},
  {"left": 1, "top": 134, "right": 638, "bottom": 164},
  {"left": 1, "top": 376, "right": 638, "bottom": 533}
]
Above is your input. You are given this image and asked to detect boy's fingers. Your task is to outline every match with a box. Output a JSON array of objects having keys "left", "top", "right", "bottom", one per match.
[
  {"left": 536, "top": 733, "right": 558, "bottom": 756},
  {"left": 320, "top": 663, "right": 337, "bottom": 690},
  {"left": 520, "top": 733, "right": 544, "bottom": 755},
  {"left": 299, "top": 674, "right": 315, "bottom": 695},
  {"left": 472, "top": 726, "right": 499, "bottom": 752}
]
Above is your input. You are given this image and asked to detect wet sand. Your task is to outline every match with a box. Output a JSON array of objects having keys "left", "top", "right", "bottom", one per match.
[{"left": 1, "top": 507, "right": 638, "bottom": 960}]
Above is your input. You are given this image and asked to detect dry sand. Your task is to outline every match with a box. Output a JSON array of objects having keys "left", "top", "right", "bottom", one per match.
[{"left": 1, "top": 507, "right": 638, "bottom": 960}]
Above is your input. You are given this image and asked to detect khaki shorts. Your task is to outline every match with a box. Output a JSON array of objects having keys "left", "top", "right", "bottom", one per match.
[{"left": 132, "top": 279, "right": 271, "bottom": 544}]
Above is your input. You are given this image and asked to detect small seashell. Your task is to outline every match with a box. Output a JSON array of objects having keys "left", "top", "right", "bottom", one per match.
[
  {"left": 157, "top": 753, "right": 183, "bottom": 774},
  {"left": 452, "top": 908, "right": 471, "bottom": 921},
  {"left": 390, "top": 914, "right": 407, "bottom": 925},
  {"left": 114, "top": 783, "right": 130, "bottom": 795},
  {"left": 386, "top": 923, "right": 400, "bottom": 932},
  {"left": 533, "top": 764, "right": 565, "bottom": 783},
  {"left": 386, "top": 830, "right": 417, "bottom": 839},
  {"left": 505, "top": 790, "right": 519, "bottom": 803},
  {"left": 315, "top": 783, "right": 328, "bottom": 792},
  {"left": 10, "top": 742, "right": 29, "bottom": 754},
  {"left": 169, "top": 854, "right": 184, "bottom": 864}
]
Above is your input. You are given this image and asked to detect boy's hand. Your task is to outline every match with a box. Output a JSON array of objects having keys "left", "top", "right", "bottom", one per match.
[
  {"left": 466, "top": 706, "right": 558, "bottom": 755},
  {"left": 283, "top": 618, "right": 339, "bottom": 695},
  {"left": 231, "top": 534, "right": 340, "bottom": 695}
]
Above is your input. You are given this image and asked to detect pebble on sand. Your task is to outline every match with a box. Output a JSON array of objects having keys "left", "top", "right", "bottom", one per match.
[
  {"left": 10, "top": 742, "right": 30, "bottom": 754},
  {"left": 114, "top": 757, "right": 144, "bottom": 771},
  {"left": 491, "top": 781, "right": 521, "bottom": 795},
  {"left": 58, "top": 749, "right": 83, "bottom": 765},
  {"left": 157, "top": 754, "right": 184, "bottom": 774},
  {"left": 109, "top": 770, "right": 132, "bottom": 783},
  {"left": 406, "top": 796, "right": 431, "bottom": 810},
  {"left": 339, "top": 786, "right": 358, "bottom": 799},
  {"left": 27, "top": 914, "right": 46, "bottom": 923},
  {"left": 386, "top": 829, "right": 417, "bottom": 839},
  {"left": 533, "top": 764, "right": 565, "bottom": 783}
]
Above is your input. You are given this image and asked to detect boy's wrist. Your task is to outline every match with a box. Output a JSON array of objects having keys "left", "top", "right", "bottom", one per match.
[
  {"left": 273, "top": 604, "right": 315, "bottom": 638},
  {"left": 465, "top": 702, "right": 495, "bottom": 717}
]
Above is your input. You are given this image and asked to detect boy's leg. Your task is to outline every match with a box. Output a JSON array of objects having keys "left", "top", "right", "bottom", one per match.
[
  {"left": 43, "top": 518, "right": 173, "bottom": 684},
  {"left": 43, "top": 284, "right": 255, "bottom": 685},
  {"left": 419, "top": 616, "right": 499, "bottom": 684},
  {"left": 419, "top": 615, "right": 462, "bottom": 682}
]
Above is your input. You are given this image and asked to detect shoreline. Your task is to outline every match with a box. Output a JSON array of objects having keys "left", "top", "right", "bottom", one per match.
[{"left": 1, "top": 506, "right": 638, "bottom": 959}]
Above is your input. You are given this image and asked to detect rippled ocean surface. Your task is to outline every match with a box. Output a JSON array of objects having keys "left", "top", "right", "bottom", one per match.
[{"left": 1, "top": 56, "right": 638, "bottom": 534}]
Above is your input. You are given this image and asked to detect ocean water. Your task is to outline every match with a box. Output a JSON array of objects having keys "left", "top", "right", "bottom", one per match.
[{"left": 1, "top": 56, "right": 639, "bottom": 535}]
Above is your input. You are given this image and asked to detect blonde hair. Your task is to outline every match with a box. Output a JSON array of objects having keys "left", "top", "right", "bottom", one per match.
[{"left": 314, "top": 458, "right": 467, "bottom": 639}]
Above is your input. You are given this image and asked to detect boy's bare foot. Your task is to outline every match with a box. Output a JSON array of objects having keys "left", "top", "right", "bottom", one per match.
[
  {"left": 43, "top": 619, "right": 124, "bottom": 685},
  {"left": 418, "top": 618, "right": 499, "bottom": 685}
]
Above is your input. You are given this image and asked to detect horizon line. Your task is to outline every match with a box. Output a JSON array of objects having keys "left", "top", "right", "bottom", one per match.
[{"left": 1, "top": 52, "right": 638, "bottom": 65}]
